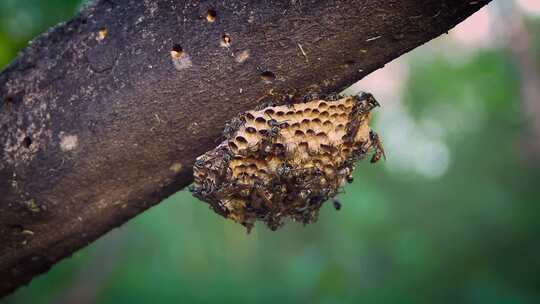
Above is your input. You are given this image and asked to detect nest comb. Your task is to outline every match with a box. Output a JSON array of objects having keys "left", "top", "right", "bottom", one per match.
[{"left": 190, "top": 93, "right": 385, "bottom": 231}]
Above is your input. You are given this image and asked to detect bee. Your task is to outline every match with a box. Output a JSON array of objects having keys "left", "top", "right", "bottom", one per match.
[
  {"left": 310, "top": 167, "right": 324, "bottom": 177},
  {"left": 194, "top": 157, "right": 206, "bottom": 169},
  {"left": 356, "top": 89, "right": 379, "bottom": 112},
  {"left": 332, "top": 198, "right": 342, "bottom": 210},
  {"left": 295, "top": 203, "right": 310, "bottom": 213},
  {"left": 255, "top": 95, "right": 277, "bottom": 110},
  {"left": 256, "top": 136, "right": 274, "bottom": 157},
  {"left": 222, "top": 151, "right": 232, "bottom": 162},
  {"left": 271, "top": 183, "right": 289, "bottom": 199},
  {"left": 369, "top": 130, "right": 386, "bottom": 163},
  {"left": 267, "top": 118, "right": 289, "bottom": 139},
  {"left": 355, "top": 91, "right": 380, "bottom": 107},
  {"left": 318, "top": 186, "right": 333, "bottom": 198},
  {"left": 276, "top": 162, "right": 294, "bottom": 178},
  {"left": 303, "top": 92, "right": 320, "bottom": 103},
  {"left": 192, "top": 179, "right": 216, "bottom": 196},
  {"left": 326, "top": 93, "right": 341, "bottom": 101},
  {"left": 223, "top": 117, "right": 244, "bottom": 139},
  {"left": 298, "top": 189, "right": 312, "bottom": 201},
  {"left": 268, "top": 118, "right": 289, "bottom": 129},
  {"left": 272, "top": 143, "right": 288, "bottom": 158},
  {"left": 309, "top": 195, "right": 325, "bottom": 206},
  {"left": 188, "top": 184, "right": 200, "bottom": 194},
  {"left": 282, "top": 88, "right": 298, "bottom": 107},
  {"left": 251, "top": 181, "right": 273, "bottom": 207}
]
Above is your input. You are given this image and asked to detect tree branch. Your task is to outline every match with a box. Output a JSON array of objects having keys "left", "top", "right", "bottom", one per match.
[{"left": 0, "top": 0, "right": 491, "bottom": 296}]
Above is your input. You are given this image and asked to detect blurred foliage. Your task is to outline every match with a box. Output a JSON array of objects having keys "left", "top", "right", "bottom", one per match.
[
  {"left": 529, "top": 18, "right": 540, "bottom": 60},
  {"left": 2, "top": 1, "right": 540, "bottom": 304},
  {"left": 0, "top": 0, "right": 82, "bottom": 68}
]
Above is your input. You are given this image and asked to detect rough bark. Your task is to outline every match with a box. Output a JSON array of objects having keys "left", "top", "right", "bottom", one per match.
[{"left": 0, "top": 0, "right": 491, "bottom": 296}]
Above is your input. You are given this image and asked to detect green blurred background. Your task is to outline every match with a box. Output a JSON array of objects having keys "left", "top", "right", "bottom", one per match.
[{"left": 2, "top": 1, "right": 540, "bottom": 303}]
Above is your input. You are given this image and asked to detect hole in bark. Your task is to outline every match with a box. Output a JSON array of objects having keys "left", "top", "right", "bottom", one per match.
[
  {"left": 22, "top": 136, "right": 32, "bottom": 148},
  {"left": 260, "top": 71, "right": 275, "bottom": 83},
  {"left": 206, "top": 9, "right": 217, "bottom": 23},
  {"left": 10, "top": 225, "right": 23, "bottom": 232},
  {"left": 4, "top": 93, "right": 23, "bottom": 104},
  {"left": 221, "top": 33, "right": 231, "bottom": 47},
  {"left": 96, "top": 27, "right": 108, "bottom": 41},
  {"left": 344, "top": 60, "right": 355, "bottom": 65},
  {"left": 171, "top": 44, "right": 184, "bottom": 58}
]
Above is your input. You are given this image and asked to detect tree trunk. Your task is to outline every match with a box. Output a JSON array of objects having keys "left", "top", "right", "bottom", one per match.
[{"left": 0, "top": 0, "right": 491, "bottom": 296}]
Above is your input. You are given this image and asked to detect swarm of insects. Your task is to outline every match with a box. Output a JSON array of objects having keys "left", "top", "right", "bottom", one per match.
[{"left": 190, "top": 93, "right": 385, "bottom": 231}]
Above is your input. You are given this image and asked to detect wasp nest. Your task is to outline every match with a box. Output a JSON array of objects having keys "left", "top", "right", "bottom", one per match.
[{"left": 190, "top": 93, "right": 385, "bottom": 231}]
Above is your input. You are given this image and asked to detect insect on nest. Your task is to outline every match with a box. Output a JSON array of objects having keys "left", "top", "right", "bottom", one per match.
[{"left": 190, "top": 92, "right": 385, "bottom": 232}]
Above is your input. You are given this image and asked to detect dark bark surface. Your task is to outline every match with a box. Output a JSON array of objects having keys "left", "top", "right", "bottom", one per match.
[{"left": 0, "top": 0, "right": 491, "bottom": 296}]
